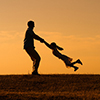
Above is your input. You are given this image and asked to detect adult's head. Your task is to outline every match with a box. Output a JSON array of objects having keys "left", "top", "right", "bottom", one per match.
[{"left": 27, "top": 21, "right": 35, "bottom": 29}]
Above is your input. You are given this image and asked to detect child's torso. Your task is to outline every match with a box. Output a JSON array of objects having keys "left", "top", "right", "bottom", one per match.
[{"left": 52, "top": 48, "right": 62, "bottom": 59}]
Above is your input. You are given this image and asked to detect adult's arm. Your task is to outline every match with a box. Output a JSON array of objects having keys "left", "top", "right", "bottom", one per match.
[
  {"left": 28, "top": 28, "right": 44, "bottom": 42},
  {"left": 44, "top": 41, "right": 52, "bottom": 49},
  {"left": 33, "top": 33, "right": 44, "bottom": 43}
]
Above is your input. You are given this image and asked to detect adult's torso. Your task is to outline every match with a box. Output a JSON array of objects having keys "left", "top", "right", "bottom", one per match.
[{"left": 24, "top": 28, "right": 35, "bottom": 49}]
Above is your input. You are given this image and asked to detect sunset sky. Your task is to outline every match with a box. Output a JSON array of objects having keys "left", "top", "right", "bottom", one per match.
[{"left": 0, "top": 0, "right": 100, "bottom": 74}]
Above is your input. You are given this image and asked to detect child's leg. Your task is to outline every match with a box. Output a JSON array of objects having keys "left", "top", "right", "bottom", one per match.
[
  {"left": 63, "top": 60, "right": 79, "bottom": 71},
  {"left": 67, "top": 64, "right": 79, "bottom": 71},
  {"left": 70, "top": 61, "right": 77, "bottom": 66},
  {"left": 61, "top": 56, "right": 79, "bottom": 71},
  {"left": 71, "top": 59, "right": 83, "bottom": 66}
]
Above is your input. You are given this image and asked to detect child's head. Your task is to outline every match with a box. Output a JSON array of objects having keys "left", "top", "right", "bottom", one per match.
[
  {"left": 51, "top": 42, "right": 56, "bottom": 47},
  {"left": 50, "top": 42, "right": 63, "bottom": 50},
  {"left": 27, "top": 21, "right": 35, "bottom": 28},
  {"left": 50, "top": 42, "right": 56, "bottom": 49}
]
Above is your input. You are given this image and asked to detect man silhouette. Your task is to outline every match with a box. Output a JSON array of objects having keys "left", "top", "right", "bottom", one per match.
[{"left": 24, "top": 21, "right": 44, "bottom": 75}]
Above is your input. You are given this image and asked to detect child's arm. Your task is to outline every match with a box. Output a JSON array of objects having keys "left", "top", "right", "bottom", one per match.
[{"left": 44, "top": 41, "right": 52, "bottom": 49}]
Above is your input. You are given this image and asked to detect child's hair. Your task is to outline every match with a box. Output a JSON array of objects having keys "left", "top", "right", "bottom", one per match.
[
  {"left": 51, "top": 42, "right": 63, "bottom": 50},
  {"left": 27, "top": 21, "right": 34, "bottom": 27}
]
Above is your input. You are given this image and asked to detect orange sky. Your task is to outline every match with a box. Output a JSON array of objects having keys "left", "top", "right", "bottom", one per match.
[{"left": 0, "top": 0, "right": 100, "bottom": 74}]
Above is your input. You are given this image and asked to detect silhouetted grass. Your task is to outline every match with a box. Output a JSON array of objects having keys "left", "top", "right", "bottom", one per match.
[{"left": 0, "top": 74, "right": 100, "bottom": 100}]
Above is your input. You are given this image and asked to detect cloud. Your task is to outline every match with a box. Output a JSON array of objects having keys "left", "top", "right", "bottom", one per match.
[
  {"left": 37, "top": 31, "right": 100, "bottom": 52},
  {"left": 37, "top": 31, "right": 100, "bottom": 43},
  {"left": 0, "top": 31, "right": 24, "bottom": 43},
  {"left": 1, "top": 30, "right": 99, "bottom": 52}
]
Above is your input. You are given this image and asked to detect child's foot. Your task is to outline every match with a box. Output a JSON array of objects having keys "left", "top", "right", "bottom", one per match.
[
  {"left": 77, "top": 59, "right": 83, "bottom": 65},
  {"left": 74, "top": 67, "right": 79, "bottom": 71}
]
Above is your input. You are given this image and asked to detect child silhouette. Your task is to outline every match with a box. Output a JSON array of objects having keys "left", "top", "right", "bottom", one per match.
[{"left": 44, "top": 41, "right": 83, "bottom": 71}]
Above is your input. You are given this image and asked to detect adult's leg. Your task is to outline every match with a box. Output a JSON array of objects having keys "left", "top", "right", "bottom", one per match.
[{"left": 25, "top": 47, "right": 41, "bottom": 74}]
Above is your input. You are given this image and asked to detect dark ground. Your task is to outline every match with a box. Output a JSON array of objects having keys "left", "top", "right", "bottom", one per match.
[{"left": 0, "top": 74, "right": 100, "bottom": 100}]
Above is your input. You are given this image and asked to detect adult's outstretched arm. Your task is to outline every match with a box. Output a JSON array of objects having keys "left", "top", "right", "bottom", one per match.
[
  {"left": 44, "top": 41, "right": 52, "bottom": 49},
  {"left": 33, "top": 33, "right": 44, "bottom": 43}
]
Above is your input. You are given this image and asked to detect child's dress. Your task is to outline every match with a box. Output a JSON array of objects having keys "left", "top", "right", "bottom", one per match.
[{"left": 52, "top": 48, "right": 73, "bottom": 68}]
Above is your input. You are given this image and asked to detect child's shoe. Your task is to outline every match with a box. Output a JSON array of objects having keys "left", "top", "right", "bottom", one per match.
[
  {"left": 77, "top": 59, "right": 83, "bottom": 65},
  {"left": 74, "top": 67, "right": 79, "bottom": 71}
]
